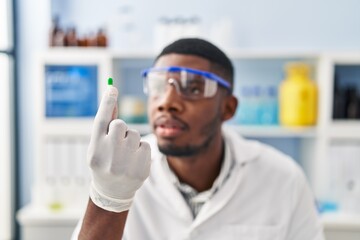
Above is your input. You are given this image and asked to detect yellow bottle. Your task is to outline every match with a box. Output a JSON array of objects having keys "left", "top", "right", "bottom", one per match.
[{"left": 279, "top": 62, "right": 317, "bottom": 126}]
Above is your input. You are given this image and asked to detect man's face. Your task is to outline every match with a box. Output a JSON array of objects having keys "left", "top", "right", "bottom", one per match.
[{"left": 148, "top": 53, "right": 227, "bottom": 157}]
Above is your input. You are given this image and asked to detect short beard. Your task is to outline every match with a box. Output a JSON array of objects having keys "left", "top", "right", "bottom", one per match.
[
  {"left": 157, "top": 114, "right": 221, "bottom": 157},
  {"left": 158, "top": 135, "right": 213, "bottom": 157}
]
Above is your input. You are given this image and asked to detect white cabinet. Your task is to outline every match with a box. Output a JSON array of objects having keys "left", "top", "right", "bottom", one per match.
[
  {"left": 17, "top": 49, "right": 360, "bottom": 239},
  {"left": 17, "top": 205, "right": 82, "bottom": 240}
]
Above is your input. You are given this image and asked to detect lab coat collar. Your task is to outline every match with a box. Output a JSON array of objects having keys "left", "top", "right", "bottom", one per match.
[
  {"left": 142, "top": 125, "right": 262, "bottom": 227},
  {"left": 221, "top": 125, "right": 262, "bottom": 165},
  {"left": 144, "top": 134, "right": 194, "bottom": 222},
  {"left": 191, "top": 126, "right": 262, "bottom": 229}
]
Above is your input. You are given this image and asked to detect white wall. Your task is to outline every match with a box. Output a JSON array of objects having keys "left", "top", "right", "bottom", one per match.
[
  {"left": 18, "top": 0, "right": 360, "bottom": 206},
  {"left": 52, "top": 0, "right": 360, "bottom": 50}
]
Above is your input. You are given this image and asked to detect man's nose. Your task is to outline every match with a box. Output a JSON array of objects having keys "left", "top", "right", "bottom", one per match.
[{"left": 156, "top": 80, "right": 184, "bottom": 113}]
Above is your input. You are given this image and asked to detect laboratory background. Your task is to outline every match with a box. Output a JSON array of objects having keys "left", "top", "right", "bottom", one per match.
[{"left": 1, "top": 0, "right": 360, "bottom": 239}]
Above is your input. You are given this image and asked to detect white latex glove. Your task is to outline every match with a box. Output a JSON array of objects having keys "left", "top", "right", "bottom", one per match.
[{"left": 87, "top": 86, "right": 151, "bottom": 213}]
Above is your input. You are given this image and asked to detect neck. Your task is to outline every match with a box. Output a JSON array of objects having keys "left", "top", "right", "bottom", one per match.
[{"left": 166, "top": 132, "right": 224, "bottom": 192}]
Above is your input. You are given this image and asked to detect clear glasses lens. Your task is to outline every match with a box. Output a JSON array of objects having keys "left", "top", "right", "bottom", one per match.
[{"left": 144, "top": 70, "right": 218, "bottom": 99}]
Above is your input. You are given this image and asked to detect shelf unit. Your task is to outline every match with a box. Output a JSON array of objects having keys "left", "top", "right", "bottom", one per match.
[
  {"left": 129, "top": 123, "right": 318, "bottom": 138},
  {"left": 311, "top": 54, "right": 360, "bottom": 200},
  {"left": 32, "top": 48, "right": 360, "bottom": 203},
  {"left": 17, "top": 48, "right": 360, "bottom": 240}
]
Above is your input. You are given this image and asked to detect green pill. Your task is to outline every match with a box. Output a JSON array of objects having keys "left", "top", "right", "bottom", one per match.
[{"left": 108, "top": 77, "right": 113, "bottom": 86}]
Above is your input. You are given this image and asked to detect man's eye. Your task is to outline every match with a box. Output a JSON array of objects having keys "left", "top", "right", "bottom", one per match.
[
  {"left": 184, "top": 79, "right": 205, "bottom": 96},
  {"left": 189, "top": 87, "right": 201, "bottom": 95}
]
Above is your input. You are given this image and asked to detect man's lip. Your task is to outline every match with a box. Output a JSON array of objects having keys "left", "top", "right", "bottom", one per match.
[
  {"left": 153, "top": 116, "right": 188, "bottom": 138},
  {"left": 154, "top": 116, "right": 187, "bottom": 130}
]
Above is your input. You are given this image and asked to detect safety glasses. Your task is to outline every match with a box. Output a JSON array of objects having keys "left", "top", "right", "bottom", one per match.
[{"left": 142, "top": 66, "right": 231, "bottom": 100}]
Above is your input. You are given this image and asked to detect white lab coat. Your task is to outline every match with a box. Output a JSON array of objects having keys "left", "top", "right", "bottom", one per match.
[{"left": 72, "top": 126, "right": 324, "bottom": 240}]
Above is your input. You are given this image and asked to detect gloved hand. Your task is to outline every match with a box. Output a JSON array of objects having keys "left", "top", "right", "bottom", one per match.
[{"left": 87, "top": 86, "right": 151, "bottom": 213}]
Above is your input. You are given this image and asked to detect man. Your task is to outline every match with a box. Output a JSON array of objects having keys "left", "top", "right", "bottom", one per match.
[{"left": 73, "top": 38, "right": 324, "bottom": 239}]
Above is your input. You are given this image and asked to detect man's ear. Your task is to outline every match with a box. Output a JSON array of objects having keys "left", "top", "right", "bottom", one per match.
[{"left": 222, "top": 95, "right": 238, "bottom": 121}]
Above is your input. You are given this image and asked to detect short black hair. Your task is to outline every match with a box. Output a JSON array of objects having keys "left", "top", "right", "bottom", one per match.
[{"left": 155, "top": 38, "right": 234, "bottom": 92}]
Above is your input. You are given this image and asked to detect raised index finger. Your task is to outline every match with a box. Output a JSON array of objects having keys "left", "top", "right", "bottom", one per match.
[{"left": 93, "top": 86, "right": 118, "bottom": 138}]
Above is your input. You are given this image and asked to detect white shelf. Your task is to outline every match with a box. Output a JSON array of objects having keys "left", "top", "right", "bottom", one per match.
[
  {"left": 17, "top": 204, "right": 82, "bottom": 240},
  {"left": 128, "top": 124, "right": 317, "bottom": 138},
  {"left": 44, "top": 47, "right": 110, "bottom": 59},
  {"left": 227, "top": 125, "right": 317, "bottom": 138},
  {"left": 328, "top": 120, "right": 360, "bottom": 140},
  {"left": 322, "top": 213, "right": 360, "bottom": 231},
  {"left": 42, "top": 119, "right": 93, "bottom": 137},
  {"left": 17, "top": 204, "right": 82, "bottom": 225},
  {"left": 40, "top": 122, "right": 318, "bottom": 138},
  {"left": 46, "top": 48, "right": 323, "bottom": 60},
  {"left": 111, "top": 50, "right": 158, "bottom": 59},
  {"left": 45, "top": 48, "right": 360, "bottom": 61},
  {"left": 226, "top": 49, "right": 321, "bottom": 59},
  {"left": 40, "top": 121, "right": 318, "bottom": 138},
  {"left": 110, "top": 49, "right": 322, "bottom": 60}
]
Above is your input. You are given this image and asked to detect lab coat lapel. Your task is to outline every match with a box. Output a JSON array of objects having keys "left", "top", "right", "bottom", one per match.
[
  {"left": 145, "top": 135, "right": 194, "bottom": 223},
  {"left": 191, "top": 126, "right": 262, "bottom": 229}
]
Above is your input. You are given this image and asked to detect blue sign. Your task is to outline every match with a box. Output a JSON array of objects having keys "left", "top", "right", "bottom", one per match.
[{"left": 45, "top": 65, "right": 98, "bottom": 117}]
